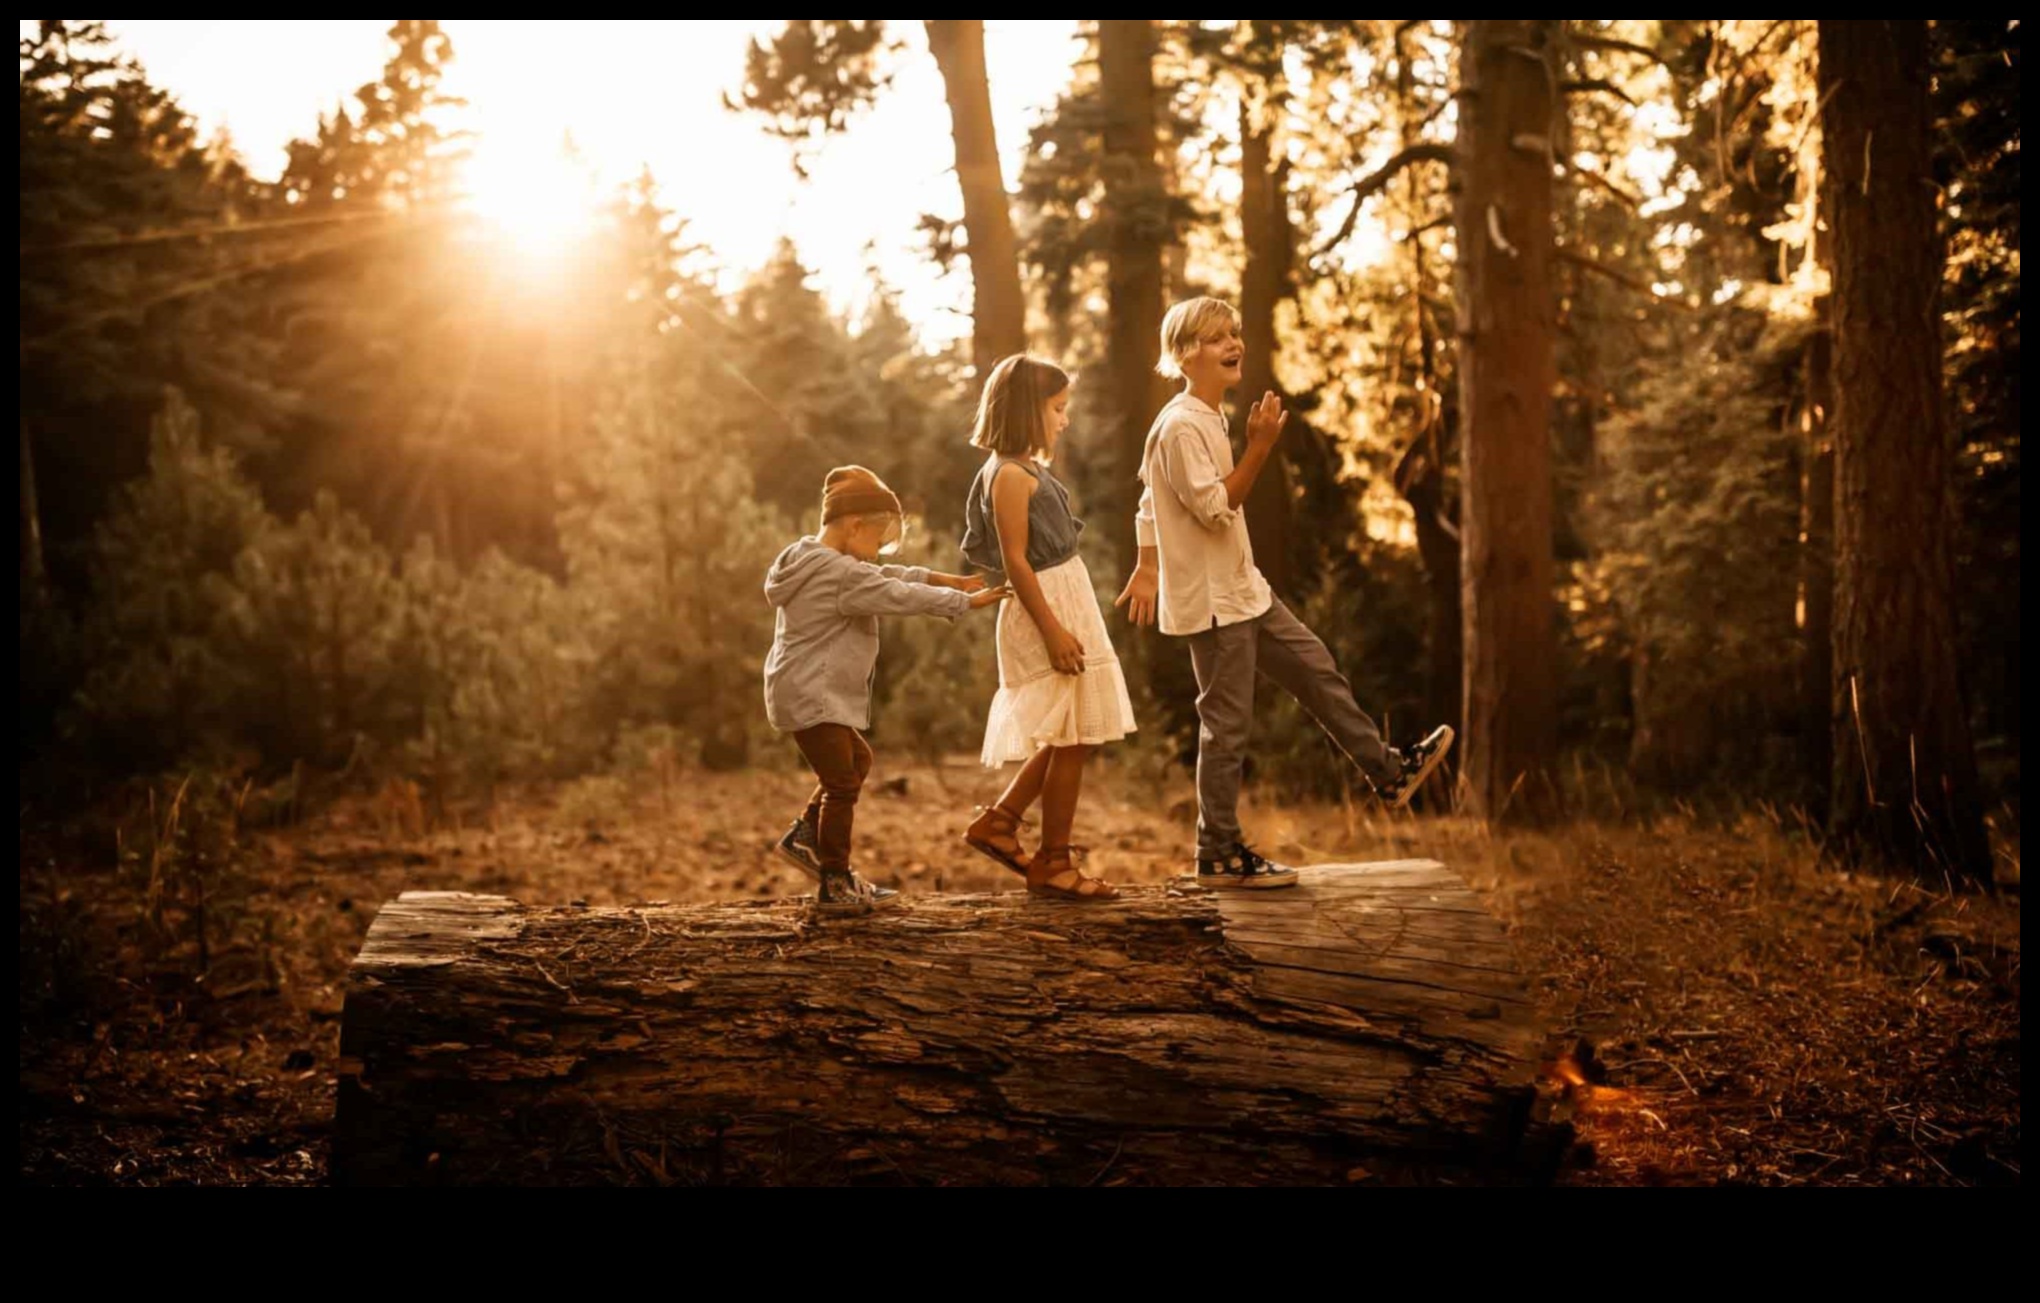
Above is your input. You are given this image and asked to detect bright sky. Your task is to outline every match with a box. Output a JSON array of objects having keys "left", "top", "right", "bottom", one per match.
[{"left": 86, "top": 19, "right": 1085, "bottom": 348}]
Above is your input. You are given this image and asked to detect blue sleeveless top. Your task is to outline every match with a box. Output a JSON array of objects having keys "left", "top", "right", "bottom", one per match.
[{"left": 959, "top": 456, "right": 1084, "bottom": 582}]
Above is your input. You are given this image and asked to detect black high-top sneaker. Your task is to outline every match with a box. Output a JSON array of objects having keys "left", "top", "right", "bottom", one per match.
[
  {"left": 773, "top": 817, "right": 824, "bottom": 881},
  {"left": 1375, "top": 725, "right": 1456, "bottom": 809},
  {"left": 816, "top": 867, "right": 903, "bottom": 915},
  {"left": 1195, "top": 842, "right": 1300, "bottom": 890}
]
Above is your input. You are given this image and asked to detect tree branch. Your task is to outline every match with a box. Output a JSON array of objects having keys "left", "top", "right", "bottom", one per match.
[
  {"left": 1555, "top": 247, "right": 1696, "bottom": 310},
  {"left": 1312, "top": 143, "right": 1454, "bottom": 260},
  {"left": 1570, "top": 33, "right": 1673, "bottom": 67},
  {"left": 1556, "top": 247, "right": 1650, "bottom": 293},
  {"left": 1568, "top": 160, "right": 1643, "bottom": 209},
  {"left": 1563, "top": 77, "right": 1638, "bottom": 105}
]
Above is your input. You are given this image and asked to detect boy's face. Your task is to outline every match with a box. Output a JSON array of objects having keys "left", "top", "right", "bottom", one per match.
[
  {"left": 845, "top": 513, "right": 904, "bottom": 561},
  {"left": 1182, "top": 321, "right": 1245, "bottom": 390}
]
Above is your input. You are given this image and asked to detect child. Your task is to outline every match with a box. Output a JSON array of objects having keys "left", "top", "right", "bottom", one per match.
[
  {"left": 1116, "top": 298, "right": 1454, "bottom": 888},
  {"left": 958, "top": 356, "right": 1136, "bottom": 900},
  {"left": 764, "top": 466, "right": 1007, "bottom": 913}
]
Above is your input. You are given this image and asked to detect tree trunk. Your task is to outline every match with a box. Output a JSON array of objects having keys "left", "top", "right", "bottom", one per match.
[
  {"left": 1800, "top": 304, "right": 1835, "bottom": 822},
  {"left": 1453, "top": 21, "right": 1560, "bottom": 824},
  {"left": 1397, "top": 437, "right": 1463, "bottom": 802},
  {"left": 1394, "top": 28, "right": 1461, "bottom": 793},
  {"left": 925, "top": 20, "right": 1027, "bottom": 380},
  {"left": 1099, "top": 19, "right": 1169, "bottom": 582},
  {"left": 1818, "top": 20, "right": 1990, "bottom": 882},
  {"left": 20, "top": 412, "right": 47, "bottom": 604},
  {"left": 1237, "top": 97, "right": 1295, "bottom": 598},
  {"left": 1156, "top": 109, "right": 1192, "bottom": 302},
  {"left": 335, "top": 864, "right": 1572, "bottom": 1186}
]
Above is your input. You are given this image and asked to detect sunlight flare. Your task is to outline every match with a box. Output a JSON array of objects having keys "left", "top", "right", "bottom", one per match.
[{"left": 460, "top": 132, "right": 601, "bottom": 259}]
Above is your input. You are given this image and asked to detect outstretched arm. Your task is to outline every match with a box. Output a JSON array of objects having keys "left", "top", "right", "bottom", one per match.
[{"left": 838, "top": 568, "right": 974, "bottom": 619}]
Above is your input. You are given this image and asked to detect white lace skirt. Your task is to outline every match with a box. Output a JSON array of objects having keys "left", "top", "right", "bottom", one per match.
[{"left": 980, "top": 554, "right": 1138, "bottom": 765}]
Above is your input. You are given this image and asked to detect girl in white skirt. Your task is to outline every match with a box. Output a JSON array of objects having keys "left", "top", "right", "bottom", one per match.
[{"left": 958, "top": 356, "right": 1137, "bottom": 900}]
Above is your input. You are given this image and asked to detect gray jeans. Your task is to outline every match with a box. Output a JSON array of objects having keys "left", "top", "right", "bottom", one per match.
[{"left": 1185, "top": 600, "right": 1397, "bottom": 858}]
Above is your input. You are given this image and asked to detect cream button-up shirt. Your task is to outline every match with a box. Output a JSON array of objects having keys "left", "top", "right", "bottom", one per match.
[{"left": 1134, "top": 392, "right": 1275, "bottom": 636}]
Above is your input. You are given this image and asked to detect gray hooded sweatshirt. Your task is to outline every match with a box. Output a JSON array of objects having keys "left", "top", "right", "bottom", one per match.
[{"left": 762, "top": 537, "right": 972, "bottom": 733}]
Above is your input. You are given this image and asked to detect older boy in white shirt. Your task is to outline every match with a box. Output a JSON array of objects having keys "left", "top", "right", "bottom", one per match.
[{"left": 1117, "top": 297, "right": 1454, "bottom": 887}]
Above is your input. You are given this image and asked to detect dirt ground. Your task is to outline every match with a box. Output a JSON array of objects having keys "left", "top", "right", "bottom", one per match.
[{"left": 18, "top": 755, "right": 2022, "bottom": 1185}]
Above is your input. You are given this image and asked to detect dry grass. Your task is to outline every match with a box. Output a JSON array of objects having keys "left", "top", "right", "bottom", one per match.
[{"left": 17, "top": 755, "right": 2021, "bottom": 1185}]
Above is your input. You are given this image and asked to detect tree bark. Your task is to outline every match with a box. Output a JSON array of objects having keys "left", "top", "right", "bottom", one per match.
[
  {"left": 1453, "top": 21, "right": 1561, "bottom": 824},
  {"left": 1099, "top": 19, "right": 1169, "bottom": 582},
  {"left": 20, "top": 412, "right": 47, "bottom": 604},
  {"left": 1818, "top": 20, "right": 1990, "bottom": 881},
  {"left": 925, "top": 20, "right": 1027, "bottom": 381},
  {"left": 1397, "top": 437, "right": 1463, "bottom": 802},
  {"left": 1800, "top": 305, "right": 1835, "bottom": 822},
  {"left": 1394, "top": 29, "right": 1461, "bottom": 795},
  {"left": 1237, "top": 96, "right": 1295, "bottom": 598},
  {"left": 335, "top": 863, "right": 1572, "bottom": 1186}
]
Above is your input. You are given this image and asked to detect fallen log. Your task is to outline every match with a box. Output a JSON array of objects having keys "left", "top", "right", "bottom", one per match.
[{"left": 334, "top": 860, "right": 1571, "bottom": 1185}]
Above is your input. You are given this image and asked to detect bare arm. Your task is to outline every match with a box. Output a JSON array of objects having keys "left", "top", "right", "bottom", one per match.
[{"left": 992, "top": 464, "right": 1085, "bottom": 674}]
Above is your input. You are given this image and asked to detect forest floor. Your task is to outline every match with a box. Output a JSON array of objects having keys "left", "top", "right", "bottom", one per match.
[{"left": 19, "top": 756, "right": 2023, "bottom": 1186}]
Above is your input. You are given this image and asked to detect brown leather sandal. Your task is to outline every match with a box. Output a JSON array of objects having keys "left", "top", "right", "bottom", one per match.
[
  {"left": 963, "top": 803, "right": 1032, "bottom": 878},
  {"left": 1025, "top": 845, "right": 1119, "bottom": 901}
]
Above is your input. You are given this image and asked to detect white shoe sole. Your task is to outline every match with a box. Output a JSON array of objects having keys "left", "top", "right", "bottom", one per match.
[
  {"left": 1196, "top": 870, "right": 1300, "bottom": 890},
  {"left": 1391, "top": 726, "right": 1456, "bottom": 809}
]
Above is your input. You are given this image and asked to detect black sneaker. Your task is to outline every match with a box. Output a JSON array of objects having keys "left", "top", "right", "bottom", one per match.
[
  {"left": 1375, "top": 725, "right": 1456, "bottom": 809},
  {"left": 816, "top": 868, "right": 903, "bottom": 915},
  {"left": 774, "top": 818, "right": 824, "bottom": 881},
  {"left": 1195, "top": 843, "right": 1300, "bottom": 890}
]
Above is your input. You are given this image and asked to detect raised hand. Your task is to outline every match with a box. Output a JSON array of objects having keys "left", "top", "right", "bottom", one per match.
[{"left": 1245, "top": 391, "right": 1289, "bottom": 448}]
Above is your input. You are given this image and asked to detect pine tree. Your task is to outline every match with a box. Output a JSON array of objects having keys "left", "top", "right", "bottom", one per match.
[
  {"left": 1452, "top": 20, "right": 1561, "bottom": 822},
  {"left": 731, "top": 20, "right": 1027, "bottom": 380},
  {"left": 559, "top": 339, "right": 786, "bottom": 769},
  {"left": 1934, "top": 20, "right": 2022, "bottom": 789},
  {"left": 73, "top": 390, "right": 271, "bottom": 765},
  {"left": 1820, "top": 19, "right": 1990, "bottom": 879},
  {"left": 20, "top": 21, "right": 279, "bottom": 593}
]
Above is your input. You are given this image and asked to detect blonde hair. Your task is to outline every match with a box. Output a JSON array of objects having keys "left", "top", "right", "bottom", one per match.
[
  {"left": 970, "top": 354, "right": 1072, "bottom": 459},
  {"left": 1155, "top": 297, "right": 1242, "bottom": 380}
]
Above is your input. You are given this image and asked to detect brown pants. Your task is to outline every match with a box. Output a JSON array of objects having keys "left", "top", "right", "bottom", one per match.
[{"left": 793, "top": 724, "right": 874, "bottom": 872}]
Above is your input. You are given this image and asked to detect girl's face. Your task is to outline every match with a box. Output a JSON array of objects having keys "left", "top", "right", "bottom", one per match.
[
  {"left": 1183, "top": 322, "right": 1245, "bottom": 389},
  {"left": 1040, "top": 387, "right": 1071, "bottom": 457}
]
